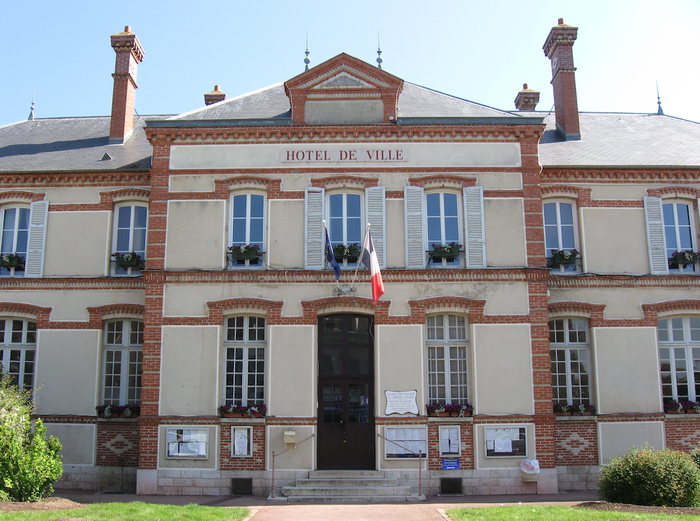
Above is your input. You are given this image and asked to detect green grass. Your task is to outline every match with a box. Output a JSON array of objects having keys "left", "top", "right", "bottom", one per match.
[
  {"left": 448, "top": 504, "right": 700, "bottom": 521},
  {"left": 0, "top": 501, "right": 249, "bottom": 521}
]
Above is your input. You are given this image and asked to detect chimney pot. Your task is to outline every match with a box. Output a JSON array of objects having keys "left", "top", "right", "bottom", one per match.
[
  {"left": 558, "top": 18, "right": 564, "bottom": 25},
  {"left": 125, "top": 25, "right": 131, "bottom": 33},
  {"left": 514, "top": 83, "right": 540, "bottom": 111},
  {"left": 204, "top": 85, "right": 227, "bottom": 106}
]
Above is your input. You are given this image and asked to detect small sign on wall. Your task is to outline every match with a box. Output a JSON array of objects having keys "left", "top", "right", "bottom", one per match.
[
  {"left": 442, "top": 458, "right": 460, "bottom": 470},
  {"left": 385, "top": 390, "right": 419, "bottom": 415}
]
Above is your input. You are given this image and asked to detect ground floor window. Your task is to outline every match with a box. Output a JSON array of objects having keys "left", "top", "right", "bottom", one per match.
[{"left": 0, "top": 318, "right": 36, "bottom": 389}]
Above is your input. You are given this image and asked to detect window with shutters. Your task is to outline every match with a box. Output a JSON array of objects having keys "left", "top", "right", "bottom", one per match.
[
  {"left": 0, "top": 318, "right": 36, "bottom": 390},
  {"left": 112, "top": 204, "right": 147, "bottom": 275},
  {"left": 543, "top": 201, "right": 579, "bottom": 272},
  {"left": 229, "top": 193, "right": 265, "bottom": 268},
  {"left": 102, "top": 320, "right": 143, "bottom": 406},
  {"left": 305, "top": 186, "right": 385, "bottom": 271},
  {"left": 426, "top": 314, "right": 469, "bottom": 405},
  {"left": 549, "top": 318, "right": 592, "bottom": 407},
  {"left": 664, "top": 203, "right": 696, "bottom": 273},
  {"left": 404, "top": 186, "right": 485, "bottom": 269},
  {"left": 223, "top": 316, "right": 266, "bottom": 407},
  {"left": 659, "top": 316, "right": 700, "bottom": 403},
  {"left": 0, "top": 206, "right": 29, "bottom": 276}
]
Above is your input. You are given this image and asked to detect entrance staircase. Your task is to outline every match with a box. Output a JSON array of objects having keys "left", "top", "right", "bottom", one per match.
[{"left": 280, "top": 470, "right": 425, "bottom": 503}]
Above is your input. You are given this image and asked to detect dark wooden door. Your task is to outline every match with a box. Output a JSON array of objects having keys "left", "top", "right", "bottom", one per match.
[{"left": 317, "top": 315, "right": 375, "bottom": 470}]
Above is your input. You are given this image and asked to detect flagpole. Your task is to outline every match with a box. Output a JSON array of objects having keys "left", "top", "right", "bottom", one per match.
[
  {"left": 323, "top": 220, "right": 340, "bottom": 289},
  {"left": 350, "top": 223, "right": 370, "bottom": 290}
]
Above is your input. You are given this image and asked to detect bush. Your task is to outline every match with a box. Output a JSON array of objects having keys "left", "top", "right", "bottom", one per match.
[
  {"left": 0, "top": 372, "right": 63, "bottom": 502},
  {"left": 599, "top": 444, "right": 700, "bottom": 507}
]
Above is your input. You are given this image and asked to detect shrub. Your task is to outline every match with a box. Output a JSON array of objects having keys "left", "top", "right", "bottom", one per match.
[
  {"left": 0, "top": 371, "right": 63, "bottom": 502},
  {"left": 598, "top": 444, "right": 700, "bottom": 507}
]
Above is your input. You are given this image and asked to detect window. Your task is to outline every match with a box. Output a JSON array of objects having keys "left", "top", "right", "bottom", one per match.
[
  {"left": 427, "top": 192, "right": 461, "bottom": 266},
  {"left": 544, "top": 201, "right": 577, "bottom": 272},
  {"left": 1, "top": 207, "right": 29, "bottom": 276},
  {"left": 426, "top": 314, "right": 469, "bottom": 405},
  {"left": 659, "top": 316, "right": 700, "bottom": 402},
  {"left": 229, "top": 194, "right": 265, "bottom": 267},
  {"left": 664, "top": 203, "right": 695, "bottom": 272},
  {"left": 102, "top": 320, "right": 143, "bottom": 406},
  {"left": 328, "top": 193, "right": 362, "bottom": 267},
  {"left": 224, "top": 316, "right": 266, "bottom": 406},
  {"left": 549, "top": 318, "right": 591, "bottom": 406},
  {"left": 113, "top": 205, "right": 147, "bottom": 275},
  {"left": 0, "top": 319, "right": 36, "bottom": 390}
]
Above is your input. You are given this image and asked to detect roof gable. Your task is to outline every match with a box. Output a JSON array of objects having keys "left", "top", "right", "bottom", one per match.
[{"left": 284, "top": 53, "right": 403, "bottom": 125}]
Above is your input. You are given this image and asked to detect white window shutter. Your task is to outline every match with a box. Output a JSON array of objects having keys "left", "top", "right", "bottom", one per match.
[
  {"left": 644, "top": 196, "right": 669, "bottom": 275},
  {"left": 305, "top": 187, "right": 325, "bottom": 270},
  {"left": 366, "top": 186, "right": 386, "bottom": 269},
  {"left": 463, "top": 186, "right": 486, "bottom": 268},
  {"left": 404, "top": 186, "right": 425, "bottom": 269},
  {"left": 25, "top": 200, "right": 48, "bottom": 278}
]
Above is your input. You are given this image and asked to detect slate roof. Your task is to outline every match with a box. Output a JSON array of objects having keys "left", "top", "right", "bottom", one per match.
[
  {"left": 0, "top": 116, "right": 164, "bottom": 173},
  {"left": 157, "top": 82, "right": 529, "bottom": 125},
  {"left": 1, "top": 79, "right": 700, "bottom": 173},
  {"left": 538, "top": 112, "right": 700, "bottom": 168}
]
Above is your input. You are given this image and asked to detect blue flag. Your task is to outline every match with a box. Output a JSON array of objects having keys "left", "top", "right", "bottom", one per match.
[{"left": 325, "top": 228, "right": 341, "bottom": 280}]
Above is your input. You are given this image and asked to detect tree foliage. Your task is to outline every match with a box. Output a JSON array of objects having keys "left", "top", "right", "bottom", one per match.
[
  {"left": 598, "top": 444, "right": 700, "bottom": 507},
  {"left": 0, "top": 372, "right": 63, "bottom": 502}
]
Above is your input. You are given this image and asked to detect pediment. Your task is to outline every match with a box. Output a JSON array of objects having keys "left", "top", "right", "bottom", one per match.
[{"left": 284, "top": 53, "right": 403, "bottom": 125}]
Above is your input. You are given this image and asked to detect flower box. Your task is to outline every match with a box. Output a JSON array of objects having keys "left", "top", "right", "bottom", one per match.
[
  {"left": 430, "top": 243, "right": 462, "bottom": 262},
  {"left": 0, "top": 254, "right": 24, "bottom": 269},
  {"left": 229, "top": 245, "right": 262, "bottom": 262},
  {"left": 672, "top": 250, "right": 698, "bottom": 266},
  {"left": 333, "top": 244, "right": 360, "bottom": 262},
  {"left": 112, "top": 252, "right": 142, "bottom": 267},
  {"left": 427, "top": 402, "right": 473, "bottom": 417},
  {"left": 681, "top": 401, "right": 700, "bottom": 414},
  {"left": 218, "top": 404, "right": 266, "bottom": 418},
  {"left": 552, "top": 249, "right": 579, "bottom": 266},
  {"left": 567, "top": 404, "right": 595, "bottom": 416},
  {"left": 664, "top": 400, "right": 683, "bottom": 414},
  {"left": 96, "top": 404, "right": 140, "bottom": 418}
]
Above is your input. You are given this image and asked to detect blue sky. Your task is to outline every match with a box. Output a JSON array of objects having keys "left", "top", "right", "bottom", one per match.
[{"left": 2, "top": 1, "right": 699, "bottom": 127}]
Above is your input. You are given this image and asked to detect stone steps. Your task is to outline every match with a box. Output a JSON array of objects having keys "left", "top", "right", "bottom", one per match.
[{"left": 281, "top": 470, "right": 425, "bottom": 503}]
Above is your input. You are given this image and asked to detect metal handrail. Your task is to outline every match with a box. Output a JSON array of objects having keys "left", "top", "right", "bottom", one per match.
[
  {"left": 269, "top": 433, "right": 315, "bottom": 499},
  {"left": 377, "top": 432, "right": 423, "bottom": 497}
]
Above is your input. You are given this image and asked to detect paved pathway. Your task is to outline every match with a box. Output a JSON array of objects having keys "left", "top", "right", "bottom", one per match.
[{"left": 54, "top": 490, "right": 599, "bottom": 521}]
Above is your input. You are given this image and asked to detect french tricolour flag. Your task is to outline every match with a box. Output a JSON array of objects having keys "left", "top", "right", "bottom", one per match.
[{"left": 360, "top": 229, "right": 385, "bottom": 305}]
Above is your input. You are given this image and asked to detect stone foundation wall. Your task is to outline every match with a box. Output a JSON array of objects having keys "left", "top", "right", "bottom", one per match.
[
  {"left": 54, "top": 465, "right": 137, "bottom": 493},
  {"left": 557, "top": 465, "right": 600, "bottom": 491}
]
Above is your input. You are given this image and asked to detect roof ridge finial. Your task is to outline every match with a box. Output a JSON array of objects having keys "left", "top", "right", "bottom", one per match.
[
  {"left": 304, "top": 32, "right": 310, "bottom": 72},
  {"left": 28, "top": 89, "right": 35, "bottom": 121},
  {"left": 656, "top": 81, "right": 664, "bottom": 115},
  {"left": 376, "top": 31, "right": 383, "bottom": 69}
]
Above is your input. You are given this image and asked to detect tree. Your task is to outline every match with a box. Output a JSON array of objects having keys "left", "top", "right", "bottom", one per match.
[{"left": 0, "top": 371, "right": 63, "bottom": 502}]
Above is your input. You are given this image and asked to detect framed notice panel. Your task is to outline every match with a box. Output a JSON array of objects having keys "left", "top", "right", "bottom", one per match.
[
  {"left": 166, "top": 428, "right": 208, "bottom": 459},
  {"left": 484, "top": 426, "right": 526, "bottom": 458}
]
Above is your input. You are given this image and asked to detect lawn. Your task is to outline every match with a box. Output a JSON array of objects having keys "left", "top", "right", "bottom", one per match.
[
  {"left": 0, "top": 501, "right": 250, "bottom": 521},
  {"left": 448, "top": 504, "right": 700, "bottom": 521}
]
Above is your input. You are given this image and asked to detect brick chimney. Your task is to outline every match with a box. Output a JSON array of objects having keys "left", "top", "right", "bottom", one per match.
[
  {"left": 204, "top": 85, "right": 227, "bottom": 105},
  {"left": 514, "top": 83, "right": 540, "bottom": 111},
  {"left": 543, "top": 18, "right": 580, "bottom": 140},
  {"left": 109, "top": 26, "right": 145, "bottom": 144}
]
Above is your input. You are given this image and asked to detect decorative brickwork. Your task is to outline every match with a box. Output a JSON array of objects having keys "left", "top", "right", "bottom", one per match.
[
  {"left": 665, "top": 416, "right": 700, "bottom": 452},
  {"left": 219, "top": 423, "right": 266, "bottom": 471},
  {"left": 96, "top": 419, "right": 140, "bottom": 467},
  {"left": 554, "top": 418, "right": 598, "bottom": 466}
]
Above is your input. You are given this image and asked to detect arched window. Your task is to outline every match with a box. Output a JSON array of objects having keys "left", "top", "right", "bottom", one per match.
[
  {"left": 112, "top": 204, "right": 147, "bottom": 275},
  {"left": 426, "top": 314, "right": 469, "bottom": 405},
  {"left": 659, "top": 316, "right": 700, "bottom": 402},
  {"left": 1, "top": 206, "right": 29, "bottom": 276},
  {"left": 544, "top": 201, "right": 579, "bottom": 272},
  {"left": 229, "top": 193, "right": 265, "bottom": 268},
  {"left": 0, "top": 318, "right": 36, "bottom": 389},
  {"left": 223, "top": 316, "right": 266, "bottom": 406},
  {"left": 549, "top": 318, "right": 591, "bottom": 406}
]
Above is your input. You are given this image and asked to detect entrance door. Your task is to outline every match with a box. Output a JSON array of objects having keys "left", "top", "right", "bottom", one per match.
[{"left": 317, "top": 314, "right": 375, "bottom": 470}]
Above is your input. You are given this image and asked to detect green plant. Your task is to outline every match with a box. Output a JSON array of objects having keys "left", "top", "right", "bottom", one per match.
[
  {"left": 598, "top": 444, "right": 700, "bottom": 507},
  {"left": 0, "top": 371, "right": 63, "bottom": 502}
]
